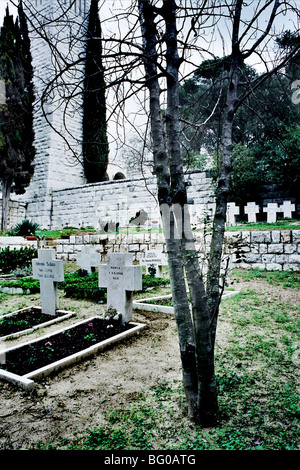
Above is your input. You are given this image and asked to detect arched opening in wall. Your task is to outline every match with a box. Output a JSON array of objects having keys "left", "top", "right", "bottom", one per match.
[{"left": 113, "top": 172, "right": 126, "bottom": 180}]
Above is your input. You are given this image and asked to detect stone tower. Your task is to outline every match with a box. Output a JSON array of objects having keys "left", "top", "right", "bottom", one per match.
[{"left": 22, "top": 0, "right": 91, "bottom": 228}]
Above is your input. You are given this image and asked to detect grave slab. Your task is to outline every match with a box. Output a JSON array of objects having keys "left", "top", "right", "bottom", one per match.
[
  {"left": 98, "top": 253, "right": 142, "bottom": 324},
  {"left": 32, "top": 249, "right": 64, "bottom": 315},
  {"left": 0, "top": 306, "right": 74, "bottom": 341},
  {"left": 133, "top": 291, "right": 239, "bottom": 315},
  {"left": 0, "top": 316, "right": 146, "bottom": 390}
]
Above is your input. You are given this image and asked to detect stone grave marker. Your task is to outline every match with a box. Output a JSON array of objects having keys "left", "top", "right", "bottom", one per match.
[
  {"left": 279, "top": 200, "right": 295, "bottom": 219},
  {"left": 98, "top": 253, "right": 142, "bottom": 324},
  {"left": 263, "top": 203, "right": 279, "bottom": 223},
  {"left": 77, "top": 246, "right": 101, "bottom": 274},
  {"left": 138, "top": 250, "right": 167, "bottom": 278},
  {"left": 227, "top": 203, "right": 240, "bottom": 226},
  {"left": 244, "top": 202, "right": 260, "bottom": 223},
  {"left": 32, "top": 249, "right": 64, "bottom": 315}
]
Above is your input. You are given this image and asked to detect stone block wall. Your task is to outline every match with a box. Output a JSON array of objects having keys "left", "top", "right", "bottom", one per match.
[
  {"left": 21, "top": 1, "right": 88, "bottom": 228},
  {"left": 0, "top": 198, "right": 27, "bottom": 230},
  {"left": 225, "top": 229, "right": 300, "bottom": 271},
  {"left": 52, "top": 229, "right": 300, "bottom": 271},
  {"left": 0, "top": 237, "right": 37, "bottom": 251},
  {"left": 50, "top": 170, "right": 215, "bottom": 230}
]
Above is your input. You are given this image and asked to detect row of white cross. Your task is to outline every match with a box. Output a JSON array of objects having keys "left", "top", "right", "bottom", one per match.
[
  {"left": 227, "top": 200, "right": 296, "bottom": 225},
  {"left": 32, "top": 249, "right": 148, "bottom": 324},
  {"left": 31, "top": 198, "right": 296, "bottom": 320}
]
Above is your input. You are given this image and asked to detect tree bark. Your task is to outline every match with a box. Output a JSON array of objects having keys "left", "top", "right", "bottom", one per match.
[
  {"left": 163, "top": 0, "right": 218, "bottom": 424},
  {"left": 139, "top": 0, "right": 219, "bottom": 425},
  {"left": 1, "top": 178, "right": 11, "bottom": 231},
  {"left": 138, "top": 0, "right": 200, "bottom": 419}
]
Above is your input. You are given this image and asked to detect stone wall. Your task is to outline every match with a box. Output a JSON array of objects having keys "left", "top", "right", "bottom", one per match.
[
  {"left": 50, "top": 170, "right": 215, "bottom": 230},
  {"left": 0, "top": 198, "right": 27, "bottom": 229},
  {"left": 0, "top": 229, "right": 299, "bottom": 271},
  {"left": 51, "top": 229, "right": 300, "bottom": 271},
  {"left": 0, "top": 236, "right": 37, "bottom": 251},
  {"left": 21, "top": 1, "right": 89, "bottom": 228}
]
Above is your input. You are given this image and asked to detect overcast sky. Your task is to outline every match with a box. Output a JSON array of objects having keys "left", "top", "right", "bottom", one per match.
[{"left": 0, "top": 0, "right": 17, "bottom": 19}]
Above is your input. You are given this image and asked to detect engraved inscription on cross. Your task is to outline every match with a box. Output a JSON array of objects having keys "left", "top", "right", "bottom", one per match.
[
  {"left": 32, "top": 249, "right": 64, "bottom": 316},
  {"left": 98, "top": 253, "right": 142, "bottom": 325},
  {"left": 138, "top": 250, "right": 167, "bottom": 278}
]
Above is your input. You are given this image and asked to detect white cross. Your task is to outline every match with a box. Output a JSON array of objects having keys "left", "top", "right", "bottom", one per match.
[
  {"left": 98, "top": 253, "right": 142, "bottom": 324},
  {"left": 32, "top": 249, "right": 64, "bottom": 315},
  {"left": 226, "top": 203, "right": 240, "bottom": 226},
  {"left": 279, "top": 200, "right": 295, "bottom": 219},
  {"left": 244, "top": 202, "right": 260, "bottom": 223},
  {"left": 77, "top": 247, "right": 101, "bottom": 274},
  {"left": 263, "top": 203, "right": 279, "bottom": 223},
  {"left": 138, "top": 250, "right": 167, "bottom": 278}
]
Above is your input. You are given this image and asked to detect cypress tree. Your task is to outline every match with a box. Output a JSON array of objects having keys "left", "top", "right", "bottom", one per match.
[
  {"left": 82, "top": 0, "right": 109, "bottom": 183},
  {"left": 0, "top": 3, "right": 35, "bottom": 231}
]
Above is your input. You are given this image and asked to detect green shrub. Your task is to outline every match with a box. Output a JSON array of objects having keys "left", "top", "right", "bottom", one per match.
[
  {"left": 11, "top": 219, "right": 40, "bottom": 237},
  {"left": 0, "top": 277, "right": 40, "bottom": 293},
  {"left": 59, "top": 271, "right": 106, "bottom": 303},
  {"left": 0, "top": 246, "right": 38, "bottom": 274},
  {"left": 141, "top": 274, "right": 170, "bottom": 291}
]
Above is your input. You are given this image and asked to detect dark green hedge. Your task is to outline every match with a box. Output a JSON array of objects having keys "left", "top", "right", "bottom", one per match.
[{"left": 0, "top": 246, "right": 37, "bottom": 274}]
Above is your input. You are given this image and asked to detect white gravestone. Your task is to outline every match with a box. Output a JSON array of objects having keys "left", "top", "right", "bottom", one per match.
[
  {"left": 279, "top": 201, "right": 295, "bottom": 219},
  {"left": 138, "top": 250, "right": 167, "bottom": 278},
  {"left": 244, "top": 202, "right": 260, "bottom": 223},
  {"left": 263, "top": 203, "right": 279, "bottom": 223},
  {"left": 227, "top": 203, "right": 240, "bottom": 226},
  {"left": 98, "top": 253, "right": 142, "bottom": 325},
  {"left": 77, "top": 247, "right": 101, "bottom": 274},
  {"left": 32, "top": 249, "right": 64, "bottom": 316}
]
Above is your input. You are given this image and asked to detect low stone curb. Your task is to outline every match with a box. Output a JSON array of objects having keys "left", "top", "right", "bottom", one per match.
[
  {"left": 133, "top": 291, "right": 239, "bottom": 314},
  {"left": 0, "top": 316, "right": 146, "bottom": 390},
  {"left": 0, "top": 306, "right": 75, "bottom": 341}
]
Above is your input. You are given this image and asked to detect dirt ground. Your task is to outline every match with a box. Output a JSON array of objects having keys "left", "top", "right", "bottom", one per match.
[{"left": 0, "top": 276, "right": 299, "bottom": 450}]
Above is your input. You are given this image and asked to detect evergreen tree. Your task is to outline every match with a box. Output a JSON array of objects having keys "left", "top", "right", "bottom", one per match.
[
  {"left": 82, "top": 0, "right": 109, "bottom": 183},
  {"left": 0, "top": 3, "right": 35, "bottom": 231},
  {"left": 179, "top": 59, "right": 300, "bottom": 206}
]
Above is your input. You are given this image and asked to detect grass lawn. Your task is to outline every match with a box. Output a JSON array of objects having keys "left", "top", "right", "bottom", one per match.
[
  {"left": 25, "top": 268, "right": 299, "bottom": 451},
  {"left": 226, "top": 220, "right": 300, "bottom": 231}
]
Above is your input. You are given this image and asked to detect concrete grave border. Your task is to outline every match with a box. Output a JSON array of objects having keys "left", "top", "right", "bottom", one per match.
[
  {"left": 0, "top": 316, "right": 146, "bottom": 391},
  {"left": 133, "top": 291, "right": 239, "bottom": 314},
  {"left": 0, "top": 306, "right": 75, "bottom": 341}
]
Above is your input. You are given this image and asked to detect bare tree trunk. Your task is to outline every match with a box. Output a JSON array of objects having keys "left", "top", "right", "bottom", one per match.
[
  {"left": 163, "top": 0, "right": 218, "bottom": 425},
  {"left": 138, "top": 0, "right": 200, "bottom": 419},
  {"left": 1, "top": 179, "right": 11, "bottom": 231},
  {"left": 139, "top": 0, "right": 218, "bottom": 425},
  {"left": 206, "top": 2, "right": 242, "bottom": 348}
]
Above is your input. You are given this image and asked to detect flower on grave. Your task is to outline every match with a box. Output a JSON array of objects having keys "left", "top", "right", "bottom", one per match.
[
  {"left": 107, "top": 324, "right": 113, "bottom": 329},
  {"left": 88, "top": 323, "right": 93, "bottom": 327},
  {"left": 253, "top": 440, "right": 262, "bottom": 450},
  {"left": 45, "top": 342, "right": 52, "bottom": 347}
]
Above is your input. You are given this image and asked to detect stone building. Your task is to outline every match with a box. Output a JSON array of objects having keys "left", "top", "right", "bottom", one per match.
[
  {"left": 0, "top": 0, "right": 215, "bottom": 230},
  {"left": 20, "top": 0, "right": 90, "bottom": 228}
]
